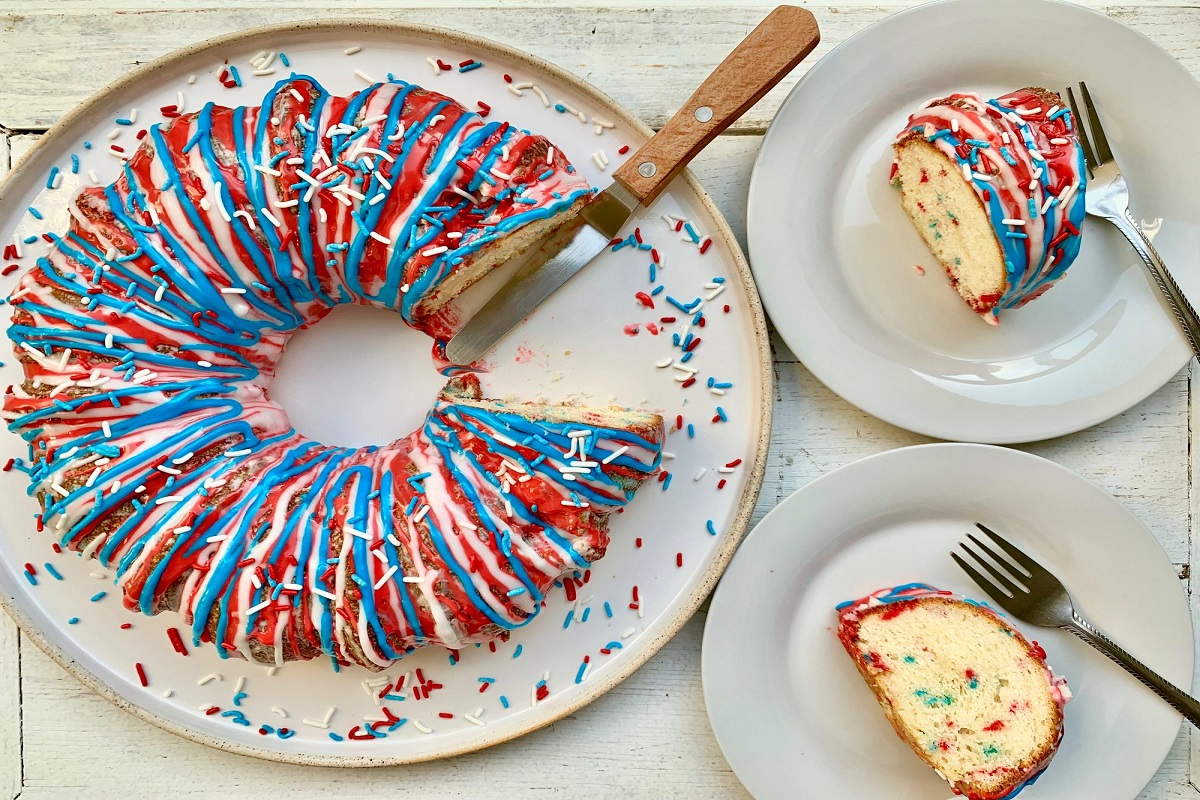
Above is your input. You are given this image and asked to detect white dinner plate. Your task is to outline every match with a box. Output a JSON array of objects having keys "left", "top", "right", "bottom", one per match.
[
  {"left": 702, "top": 443, "right": 1193, "bottom": 799},
  {"left": 748, "top": 0, "right": 1200, "bottom": 444},
  {"left": 0, "top": 21, "right": 771, "bottom": 763}
]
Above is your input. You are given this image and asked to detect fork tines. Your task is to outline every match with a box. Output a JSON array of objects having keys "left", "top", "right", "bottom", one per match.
[{"left": 1064, "top": 81, "right": 1113, "bottom": 175}]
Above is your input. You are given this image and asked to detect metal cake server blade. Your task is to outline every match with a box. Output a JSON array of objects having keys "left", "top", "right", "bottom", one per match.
[{"left": 444, "top": 4, "right": 820, "bottom": 366}]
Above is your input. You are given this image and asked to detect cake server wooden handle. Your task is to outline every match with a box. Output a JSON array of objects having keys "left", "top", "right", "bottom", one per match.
[{"left": 611, "top": 5, "right": 820, "bottom": 206}]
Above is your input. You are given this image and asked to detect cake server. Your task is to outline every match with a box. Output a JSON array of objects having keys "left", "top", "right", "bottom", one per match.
[
  {"left": 954, "top": 522, "right": 1200, "bottom": 728},
  {"left": 444, "top": 5, "right": 820, "bottom": 365}
]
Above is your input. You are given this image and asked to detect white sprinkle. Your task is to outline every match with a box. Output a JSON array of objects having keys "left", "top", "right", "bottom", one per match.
[
  {"left": 1001, "top": 218, "right": 1026, "bottom": 226},
  {"left": 951, "top": 119, "right": 960, "bottom": 133},
  {"left": 672, "top": 362, "right": 697, "bottom": 375},
  {"left": 344, "top": 45, "right": 362, "bottom": 55},
  {"left": 197, "top": 360, "right": 213, "bottom": 368},
  {"left": 374, "top": 565, "right": 398, "bottom": 590},
  {"left": 428, "top": 114, "right": 445, "bottom": 127},
  {"left": 88, "top": 169, "right": 100, "bottom": 184},
  {"left": 452, "top": 186, "right": 479, "bottom": 204},
  {"left": 108, "top": 146, "right": 128, "bottom": 161},
  {"left": 101, "top": 420, "right": 112, "bottom": 438},
  {"left": 369, "top": 231, "right": 391, "bottom": 245},
  {"left": 402, "top": 576, "right": 422, "bottom": 584},
  {"left": 303, "top": 707, "right": 337, "bottom": 729},
  {"left": 601, "top": 446, "right": 629, "bottom": 465},
  {"left": 107, "top": 128, "right": 121, "bottom": 140},
  {"left": 693, "top": 468, "right": 707, "bottom": 481},
  {"left": 427, "top": 57, "right": 442, "bottom": 75},
  {"left": 464, "top": 713, "right": 485, "bottom": 727},
  {"left": 162, "top": 689, "right": 174, "bottom": 699},
  {"left": 1050, "top": 137, "right": 1069, "bottom": 145},
  {"left": 710, "top": 388, "right": 725, "bottom": 396},
  {"left": 248, "top": 600, "right": 271, "bottom": 615},
  {"left": 706, "top": 284, "right": 727, "bottom": 301},
  {"left": 622, "top": 627, "right": 637, "bottom": 639},
  {"left": 413, "top": 505, "right": 431, "bottom": 523},
  {"left": 234, "top": 676, "right": 246, "bottom": 695},
  {"left": 662, "top": 451, "right": 675, "bottom": 459},
  {"left": 348, "top": 527, "right": 371, "bottom": 541},
  {"left": 253, "top": 164, "right": 282, "bottom": 177},
  {"left": 387, "top": 534, "right": 402, "bottom": 547},
  {"left": 592, "top": 150, "right": 608, "bottom": 171},
  {"left": 354, "top": 69, "right": 375, "bottom": 84},
  {"left": 156, "top": 465, "right": 182, "bottom": 476},
  {"left": 412, "top": 720, "right": 433, "bottom": 734},
  {"left": 546, "top": 146, "right": 556, "bottom": 166},
  {"left": 252, "top": 68, "right": 276, "bottom": 77},
  {"left": 271, "top": 706, "right": 289, "bottom": 718},
  {"left": 971, "top": 172, "right": 994, "bottom": 182},
  {"left": 155, "top": 495, "right": 183, "bottom": 505},
  {"left": 530, "top": 85, "right": 550, "bottom": 107},
  {"left": 206, "top": 534, "right": 227, "bottom": 544},
  {"left": 422, "top": 245, "right": 448, "bottom": 257},
  {"left": 312, "top": 587, "right": 336, "bottom": 601},
  {"left": 260, "top": 207, "right": 281, "bottom": 228},
  {"left": 490, "top": 167, "right": 514, "bottom": 181},
  {"left": 1002, "top": 132, "right": 1011, "bottom": 144},
  {"left": 1028, "top": 149, "right": 1045, "bottom": 162},
  {"left": 1046, "top": 105, "right": 1061, "bottom": 117},
  {"left": 197, "top": 673, "right": 222, "bottom": 686},
  {"left": 225, "top": 448, "right": 252, "bottom": 457}
]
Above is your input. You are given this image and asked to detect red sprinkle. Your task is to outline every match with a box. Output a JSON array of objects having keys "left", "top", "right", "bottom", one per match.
[
  {"left": 675, "top": 414, "right": 683, "bottom": 430},
  {"left": 2, "top": 458, "right": 14, "bottom": 472},
  {"left": 167, "top": 627, "right": 189, "bottom": 656},
  {"left": 633, "top": 227, "right": 643, "bottom": 244},
  {"left": 698, "top": 317, "right": 706, "bottom": 328},
  {"left": 634, "top": 291, "right": 655, "bottom": 308},
  {"left": 657, "top": 471, "right": 668, "bottom": 483},
  {"left": 476, "top": 101, "right": 491, "bottom": 117},
  {"left": 699, "top": 238, "right": 712, "bottom": 255},
  {"left": 479, "top": 682, "right": 490, "bottom": 693},
  {"left": 23, "top": 562, "right": 35, "bottom": 576},
  {"left": 635, "top": 537, "right": 642, "bottom": 548},
  {"left": 458, "top": 59, "right": 474, "bottom": 68},
  {"left": 437, "top": 60, "right": 453, "bottom": 72},
  {"left": 3, "top": 244, "right": 16, "bottom": 259},
  {"left": 632, "top": 586, "right": 640, "bottom": 602},
  {"left": 681, "top": 377, "right": 696, "bottom": 388},
  {"left": 120, "top": 622, "right": 133, "bottom": 630},
  {"left": 723, "top": 304, "right": 730, "bottom": 313},
  {"left": 650, "top": 248, "right": 660, "bottom": 264},
  {"left": 618, "top": 145, "right": 629, "bottom": 155},
  {"left": 685, "top": 337, "right": 701, "bottom": 352},
  {"left": 725, "top": 459, "right": 742, "bottom": 468},
  {"left": 438, "top": 712, "right": 454, "bottom": 719},
  {"left": 136, "top": 129, "right": 148, "bottom": 141},
  {"left": 205, "top": 706, "right": 221, "bottom": 716},
  {"left": 659, "top": 316, "right": 676, "bottom": 323},
  {"left": 135, "top": 662, "right": 148, "bottom": 687},
  {"left": 1, "top": 264, "right": 17, "bottom": 275},
  {"left": 503, "top": 74, "right": 513, "bottom": 83},
  {"left": 717, "top": 479, "right": 727, "bottom": 489},
  {"left": 675, "top": 552, "right": 683, "bottom": 568},
  {"left": 51, "top": 543, "right": 61, "bottom": 553}
]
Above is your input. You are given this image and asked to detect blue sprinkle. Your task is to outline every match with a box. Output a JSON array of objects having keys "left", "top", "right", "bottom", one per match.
[
  {"left": 1000, "top": 147, "right": 1018, "bottom": 166},
  {"left": 328, "top": 732, "right": 344, "bottom": 742},
  {"left": 1028, "top": 198, "right": 1038, "bottom": 216},
  {"left": 687, "top": 423, "right": 695, "bottom": 438},
  {"left": 279, "top": 52, "right": 291, "bottom": 67},
  {"left": 662, "top": 472, "right": 673, "bottom": 490},
  {"left": 46, "top": 167, "right": 60, "bottom": 189},
  {"left": 67, "top": 617, "right": 79, "bottom": 625},
  {"left": 706, "top": 519, "right": 717, "bottom": 536},
  {"left": 716, "top": 406, "right": 728, "bottom": 422},
  {"left": 1005, "top": 231, "right": 1028, "bottom": 239},
  {"left": 478, "top": 677, "right": 496, "bottom": 684},
  {"left": 23, "top": 571, "right": 36, "bottom": 586},
  {"left": 563, "top": 610, "right": 574, "bottom": 629},
  {"left": 27, "top": 207, "right": 43, "bottom": 220},
  {"left": 43, "top": 563, "right": 63, "bottom": 580},
  {"left": 604, "top": 601, "right": 613, "bottom": 618},
  {"left": 500, "top": 695, "right": 510, "bottom": 709},
  {"left": 581, "top": 607, "right": 591, "bottom": 623},
  {"left": 649, "top": 263, "right": 656, "bottom": 283},
  {"left": 604, "top": 641, "right": 623, "bottom": 651},
  {"left": 229, "top": 65, "right": 242, "bottom": 86},
  {"left": 232, "top": 691, "right": 248, "bottom": 707},
  {"left": 537, "top": 168, "right": 554, "bottom": 181},
  {"left": 513, "top": 644, "right": 523, "bottom": 659},
  {"left": 554, "top": 103, "right": 567, "bottom": 113},
  {"left": 965, "top": 138, "right": 991, "bottom": 148},
  {"left": 459, "top": 61, "right": 483, "bottom": 73},
  {"left": 650, "top": 285, "right": 664, "bottom": 296},
  {"left": 115, "top": 118, "right": 133, "bottom": 126},
  {"left": 90, "top": 591, "right": 107, "bottom": 602},
  {"left": 506, "top": 587, "right": 526, "bottom": 597},
  {"left": 575, "top": 660, "right": 588, "bottom": 684},
  {"left": 22, "top": 235, "right": 37, "bottom": 244},
  {"left": 713, "top": 276, "right": 726, "bottom": 284},
  {"left": 83, "top": 141, "right": 92, "bottom": 149}
]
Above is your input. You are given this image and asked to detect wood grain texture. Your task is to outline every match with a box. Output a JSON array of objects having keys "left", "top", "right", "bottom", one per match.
[
  {"left": 2, "top": 3, "right": 1199, "bottom": 798},
  {"left": 612, "top": 5, "right": 819, "bottom": 205},
  {"left": 0, "top": 6, "right": 1196, "bottom": 131}
]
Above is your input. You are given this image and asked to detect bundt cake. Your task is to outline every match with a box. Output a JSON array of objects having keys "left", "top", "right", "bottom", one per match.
[
  {"left": 891, "top": 88, "right": 1087, "bottom": 320},
  {"left": 2, "top": 76, "right": 665, "bottom": 669},
  {"left": 837, "top": 584, "right": 1070, "bottom": 800}
]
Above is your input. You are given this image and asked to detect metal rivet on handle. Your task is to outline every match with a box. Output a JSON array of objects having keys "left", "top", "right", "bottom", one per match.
[
  {"left": 638, "top": 161, "right": 657, "bottom": 178},
  {"left": 694, "top": 106, "right": 713, "bottom": 123}
]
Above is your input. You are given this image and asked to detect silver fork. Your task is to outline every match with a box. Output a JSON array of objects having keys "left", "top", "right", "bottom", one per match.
[
  {"left": 1064, "top": 81, "right": 1200, "bottom": 360},
  {"left": 952, "top": 522, "right": 1200, "bottom": 727}
]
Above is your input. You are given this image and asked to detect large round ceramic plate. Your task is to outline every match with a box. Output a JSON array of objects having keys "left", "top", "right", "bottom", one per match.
[
  {"left": 0, "top": 21, "right": 771, "bottom": 764},
  {"left": 749, "top": 0, "right": 1200, "bottom": 444},
  {"left": 703, "top": 443, "right": 1192, "bottom": 799}
]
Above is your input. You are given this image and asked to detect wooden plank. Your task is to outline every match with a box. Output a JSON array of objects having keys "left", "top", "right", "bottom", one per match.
[
  {"left": 0, "top": 0, "right": 1192, "bottom": 9},
  {"left": 0, "top": 129, "right": 20, "bottom": 800},
  {"left": 0, "top": 6, "right": 1197, "bottom": 130}
]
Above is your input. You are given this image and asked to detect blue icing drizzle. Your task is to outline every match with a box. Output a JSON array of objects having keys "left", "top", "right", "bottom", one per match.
[{"left": 4, "top": 76, "right": 654, "bottom": 669}]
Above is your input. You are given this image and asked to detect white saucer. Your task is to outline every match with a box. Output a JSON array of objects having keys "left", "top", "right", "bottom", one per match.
[
  {"left": 748, "top": 0, "right": 1200, "bottom": 443},
  {"left": 702, "top": 443, "right": 1192, "bottom": 799}
]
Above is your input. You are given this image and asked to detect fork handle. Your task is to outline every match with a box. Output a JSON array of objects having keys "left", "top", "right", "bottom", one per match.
[
  {"left": 1109, "top": 211, "right": 1200, "bottom": 360},
  {"left": 1064, "top": 613, "right": 1200, "bottom": 727}
]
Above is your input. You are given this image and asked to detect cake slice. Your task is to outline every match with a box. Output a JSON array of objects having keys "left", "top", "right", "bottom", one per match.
[
  {"left": 891, "top": 88, "right": 1087, "bottom": 321},
  {"left": 837, "top": 584, "right": 1070, "bottom": 799}
]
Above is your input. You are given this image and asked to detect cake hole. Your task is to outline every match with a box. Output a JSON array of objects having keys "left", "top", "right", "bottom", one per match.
[{"left": 271, "top": 304, "right": 449, "bottom": 448}]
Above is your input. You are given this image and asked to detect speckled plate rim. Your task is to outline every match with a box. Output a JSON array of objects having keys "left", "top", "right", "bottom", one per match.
[{"left": 0, "top": 18, "right": 773, "bottom": 767}]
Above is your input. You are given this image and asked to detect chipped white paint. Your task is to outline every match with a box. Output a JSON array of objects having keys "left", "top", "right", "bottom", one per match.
[{"left": 0, "top": 3, "right": 1198, "bottom": 797}]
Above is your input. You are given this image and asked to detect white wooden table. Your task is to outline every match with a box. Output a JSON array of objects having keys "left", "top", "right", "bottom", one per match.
[{"left": 0, "top": 1, "right": 1196, "bottom": 797}]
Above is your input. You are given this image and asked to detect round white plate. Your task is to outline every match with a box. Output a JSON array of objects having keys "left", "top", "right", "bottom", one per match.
[
  {"left": 748, "top": 0, "right": 1200, "bottom": 444},
  {"left": 0, "top": 21, "right": 771, "bottom": 764},
  {"left": 702, "top": 443, "right": 1192, "bottom": 799}
]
